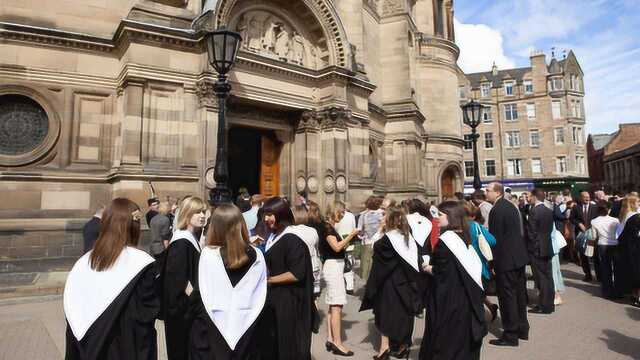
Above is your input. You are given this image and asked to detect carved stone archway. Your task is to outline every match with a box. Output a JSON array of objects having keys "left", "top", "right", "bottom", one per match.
[{"left": 213, "top": 0, "right": 351, "bottom": 69}]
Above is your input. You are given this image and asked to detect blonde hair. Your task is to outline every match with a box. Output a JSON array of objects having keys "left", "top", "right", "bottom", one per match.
[
  {"left": 325, "top": 201, "right": 346, "bottom": 224},
  {"left": 619, "top": 194, "right": 639, "bottom": 222},
  {"left": 177, "top": 197, "right": 207, "bottom": 230},
  {"left": 158, "top": 201, "right": 171, "bottom": 215},
  {"left": 206, "top": 204, "right": 250, "bottom": 269}
]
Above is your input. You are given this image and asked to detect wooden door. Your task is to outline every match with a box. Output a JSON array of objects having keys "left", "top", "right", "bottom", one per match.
[
  {"left": 441, "top": 169, "right": 455, "bottom": 199},
  {"left": 260, "top": 135, "right": 281, "bottom": 196}
]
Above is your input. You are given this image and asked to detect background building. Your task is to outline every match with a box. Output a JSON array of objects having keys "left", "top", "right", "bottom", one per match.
[
  {"left": 602, "top": 123, "right": 640, "bottom": 193},
  {"left": 587, "top": 133, "right": 616, "bottom": 192},
  {"left": 459, "top": 50, "right": 589, "bottom": 195},
  {"left": 0, "top": 0, "right": 464, "bottom": 272}
]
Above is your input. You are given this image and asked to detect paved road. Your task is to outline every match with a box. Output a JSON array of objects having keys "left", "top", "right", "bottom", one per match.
[{"left": 0, "top": 263, "right": 638, "bottom": 360}]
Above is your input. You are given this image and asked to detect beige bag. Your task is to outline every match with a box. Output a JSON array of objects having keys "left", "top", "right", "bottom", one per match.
[{"left": 477, "top": 225, "right": 493, "bottom": 261}]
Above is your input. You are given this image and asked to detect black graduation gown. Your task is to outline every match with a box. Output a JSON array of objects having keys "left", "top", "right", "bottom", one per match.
[
  {"left": 618, "top": 214, "right": 640, "bottom": 289},
  {"left": 65, "top": 265, "right": 159, "bottom": 360},
  {"left": 188, "top": 248, "right": 265, "bottom": 360},
  {"left": 162, "top": 238, "right": 200, "bottom": 360},
  {"left": 360, "top": 235, "right": 422, "bottom": 345},
  {"left": 419, "top": 239, "right": 487, "bottom": 360},
  {"left": 260, "top": 233, "right": 316, "bottom": 360}
]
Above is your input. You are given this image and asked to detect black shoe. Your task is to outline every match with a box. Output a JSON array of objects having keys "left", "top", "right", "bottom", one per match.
[
  {"left": 332, "top": 346, "right": 354, "bottom": 357},
  {"left": 390, "top": 345, "right": 410, "bottom": 359},
  {"left": 325, "top": 341, "right": 334, "bottom": 352},
  {"left": 489, "top": 338, "right": 518, "bottom": 347},
  {"left": 528, "top": 307, "right": 553, "bottom": 314},
  {"left": 631, "top": 299, "right": 640, "bottom": 308},
  {"left": 346, "top": 289, "right": 355, "bottom": 295},
  {"left": 489, "top": 304, "right": 499, "bottom": 322},
  {"left": 373, "top": 349, "right": 390, "bottom": 360},
  {"left": 519, "top": 334, "right": 529, "bottom": 341}
]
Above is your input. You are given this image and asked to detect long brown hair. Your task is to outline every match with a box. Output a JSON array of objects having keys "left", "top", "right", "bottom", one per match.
[
  {"left": 438, "top": 201, "right": 471, "bottom": 246},
  {"left": 382, "top": 206, "right": 411, "bottom": 245},
  {"left": 206, "top": 204, "right": 250, "bottom": 269},
  {"left": 90, "top": 198, "right": 142, "bottom": 271}
]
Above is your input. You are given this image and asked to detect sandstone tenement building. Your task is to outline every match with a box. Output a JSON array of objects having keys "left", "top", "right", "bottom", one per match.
[
  {"left": 0, "top": 0, "right": 465, "bottom": 271},
  {"left": 459, "top": 50, "right": 589, "bottom": 195}
]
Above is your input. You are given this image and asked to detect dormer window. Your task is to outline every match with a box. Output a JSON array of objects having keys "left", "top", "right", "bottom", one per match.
[
  {"left": 504, "top": 81, "right": 515, "bottom": 96},
  {"left": 481, "top": 82, "right": 491, "bottom": 97}
]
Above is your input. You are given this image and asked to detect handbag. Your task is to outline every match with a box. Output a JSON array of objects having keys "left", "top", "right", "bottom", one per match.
[
  {"left": 477, "top": 224, "right": 493, "bottom": 262},
  {"left": 551, "top": 225, "right": 567, "bottom": 255}
]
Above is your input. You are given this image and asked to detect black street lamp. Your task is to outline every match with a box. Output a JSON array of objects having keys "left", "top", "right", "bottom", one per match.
[
  {"left": 205, "top": 27, "right": 242, "bottom": 206},
  {"left": 461, "top": 99, "right": 485, "bottom": 191}
]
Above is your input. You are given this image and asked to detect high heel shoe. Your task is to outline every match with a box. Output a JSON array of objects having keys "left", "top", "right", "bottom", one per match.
[
  {"left": 325, "top": 341, "right": 333, "bottom": 352},
  {"left": 373, "top": 349, "right": 390, "bottom": 360},
  {"left": 489, "top": 304, "right": 499, "bottom": 322},
  {"left": 332, "top": 345, "right": 354, "bottom": 357},
  {"left": 391, "top": 346, "right": 410, "bottom": 359}
]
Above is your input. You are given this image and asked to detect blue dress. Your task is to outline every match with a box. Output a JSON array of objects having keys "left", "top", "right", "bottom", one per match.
[{"left": 469, "top": 221, "right": 497, "bottom": 280}]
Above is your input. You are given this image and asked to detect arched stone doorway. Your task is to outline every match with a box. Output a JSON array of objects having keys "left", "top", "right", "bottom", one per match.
[{"left": 440, "top": 164, "right": 462, "bottom": 200}]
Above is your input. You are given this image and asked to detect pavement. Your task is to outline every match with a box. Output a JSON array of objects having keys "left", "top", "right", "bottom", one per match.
[{"left": 0, "top": 262, "right": 639, "bottom": 360}]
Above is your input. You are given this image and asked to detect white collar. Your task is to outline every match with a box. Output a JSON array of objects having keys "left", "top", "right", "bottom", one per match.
[
  {"left": 265, "top": 227, "right": 294, "bottom": 252},
  {"left": 386, "top": 230, "right": 419, "bottom": 272},
  {"left": 64, "top": 247, "right": 154, "bottom": 341},
  {"left": 199, "top": 246, "right": 267, "bottom": 350},
  {"left": 170, "top": 229, "right": 201, "bottom": 252},
  {"left": 406, "top": 213, "right": 432, "bottom": 247},
  {"left": 440, "top": 231, "right": 483, "bottom": 290}
]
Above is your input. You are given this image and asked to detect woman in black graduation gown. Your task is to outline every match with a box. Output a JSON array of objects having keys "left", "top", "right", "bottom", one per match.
[
  {"left": 188, "top": 203, "right": 267, "bottom": 360},
  {"left": 360, "top": 206, "right": 422, "bottom": 360},
  {"left": 617, "top": 206, "right": 640, "bottom": 308},
  {"left": 162, "top": 196, "right": 207, "bottom": 360},
  {"left": 259, "top": 196, "right": 316, "bottom": 360},
  {"left": 64, "top": 198, "right": 159, "bottom": 360},
  {"left": 419, "top": 201, "right": 487, "bottom": 360}
]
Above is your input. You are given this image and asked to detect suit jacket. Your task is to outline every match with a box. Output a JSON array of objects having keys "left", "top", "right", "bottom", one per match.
[
  {"left": 570, "top": 201, "right": 598, "bottom": 230},
  {"left": 526, "top": 203, "right": 554, "bottom": 258},
  {"left": 82, "top": 216, "right": 101, "bottom": 254},
  {"left": 488, "top": 197, "right": 530, "bottom": 273}
]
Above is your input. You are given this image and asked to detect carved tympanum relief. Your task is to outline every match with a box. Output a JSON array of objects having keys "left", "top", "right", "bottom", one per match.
[{"left": 232, "top": 10, "right": 327, "bottom": 70}]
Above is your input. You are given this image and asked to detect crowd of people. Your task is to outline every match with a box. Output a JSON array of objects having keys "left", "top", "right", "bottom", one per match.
[{"left": 68, "top": 184, "right": 640, "bottom": 359}]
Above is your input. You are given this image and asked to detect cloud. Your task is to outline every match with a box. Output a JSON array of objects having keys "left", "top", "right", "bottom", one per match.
[{"left": 454, "top": 18, "right": 516, "bottom": 73}]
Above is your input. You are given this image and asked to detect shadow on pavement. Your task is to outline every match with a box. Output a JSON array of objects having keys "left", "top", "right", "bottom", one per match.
[
  {"left": 599, "top": 329, "right": 640, "bottom": 359},
  {"left": 626, "top": 307, "right": 640, "bottom": 321}
]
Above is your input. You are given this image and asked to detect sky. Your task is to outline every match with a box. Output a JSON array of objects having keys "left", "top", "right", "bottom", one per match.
[{"left": 453, "top": 0, "right": 640, "bottom": 135}]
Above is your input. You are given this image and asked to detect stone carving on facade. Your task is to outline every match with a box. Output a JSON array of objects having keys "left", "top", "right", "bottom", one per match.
[
  {"left": 324, "top": 175, "right": 335, "bottom": 193},
  {"left": 195, "top": 80, "right": 216, "bottom": 107},
  {"left": 296, "top": 176, "right": 307, "bottom": 192},
  {"left": 150, "top": 0, "right": 189, "bottom": 7},
  {"left": 320, "top": 107, "right": 351, "bottom": 130},
  {"left": 307, "top": 176, "right": 319, "bottom": 193},
  {"left": 335, "top": 175, "right": 347, "bottom": 193},
  {"left": 382, "top": 0, "right": 404, "bottom": 16},
  {"left": 296, "top": 110, "right": 321, "bottom": 132},
  {"left": 232, "top": 10, "right": 326, "bottom": 69}
]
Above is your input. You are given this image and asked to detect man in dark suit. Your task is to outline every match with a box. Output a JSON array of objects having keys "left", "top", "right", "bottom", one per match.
[
  {"left": 526, "top": 189, "right": 555, "bottom": 314},
  {"left": 486, "top": 182, "right": 530, "bottom": 347},
  {"left": 82, "top": 205, "right": 104, "bottom": 253},
  {"left": 570, "top": 191, "right": 599, "bottom": 282}
]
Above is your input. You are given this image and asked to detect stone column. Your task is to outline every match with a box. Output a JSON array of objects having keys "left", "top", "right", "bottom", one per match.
[
  {"left": 294, "top": 110, "right": 322, "bottom": 203},
  {"left": 320, "top": 107, "right": 350, "bottom": 205},
  {"left": 119, "top": 79, "right": 145, "bottom": 168}
]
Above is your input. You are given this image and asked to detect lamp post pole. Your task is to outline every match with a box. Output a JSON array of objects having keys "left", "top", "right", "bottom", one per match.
[
  {"left": 204, "top": 27, "right": 242, "bottom": 206},
  {"left": 461, "top": 99, "right": 485, "bottom": 191},
  {"left": 471, "top": 125, "right": 482, "bottom": 190},
  {"left": 209, "top": 73, "right": 232, "bottom": 205}
]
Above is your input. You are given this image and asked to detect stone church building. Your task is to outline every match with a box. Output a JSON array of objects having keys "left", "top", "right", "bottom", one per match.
[{"left": 0, "top": 0, "right": 463, "bottom": 271}]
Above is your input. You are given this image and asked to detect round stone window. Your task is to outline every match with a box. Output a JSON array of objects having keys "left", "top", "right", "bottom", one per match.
[
  {"left": 0, "top": 90, "right": 60, "bottom": 167},
  {"left": 0, "top": 95, "right": 49, "bottom": 156}
]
